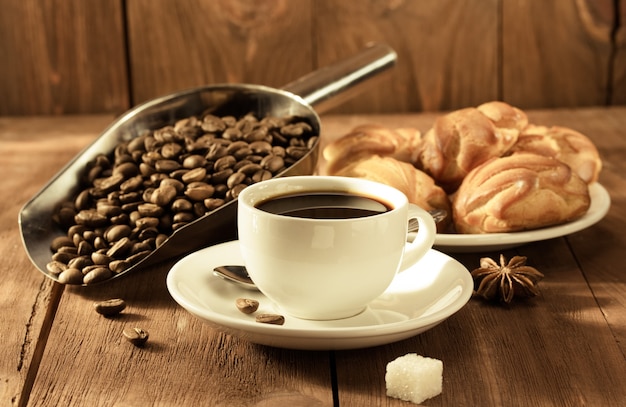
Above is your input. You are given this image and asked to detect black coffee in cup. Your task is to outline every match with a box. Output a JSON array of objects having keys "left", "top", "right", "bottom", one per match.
[{"left": 255, "top": 191, "right": 392, "bottom": 219}]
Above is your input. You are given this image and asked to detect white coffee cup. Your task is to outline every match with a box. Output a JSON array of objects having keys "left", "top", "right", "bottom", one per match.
[{"left": 237, "top": 176, "right": 436, "bottom": 320}]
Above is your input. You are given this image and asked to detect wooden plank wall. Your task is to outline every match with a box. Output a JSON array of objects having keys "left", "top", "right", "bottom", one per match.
[{"left": 1, "top": 0, "right": 624, "bottom": 116}]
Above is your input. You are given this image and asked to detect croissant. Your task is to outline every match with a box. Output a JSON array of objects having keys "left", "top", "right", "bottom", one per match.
[
  {"left": 417, "top": 101, "right": 528, "bottom": 193},
  {"left": 323, "top": 124, "right": 422, "bottom": 175},
  {"left": 453, "top": 153, "right": 591, "bottom": 234},
  {"left": 332, "top": 155, "right": 452, "bottom": 230},
  {"left": 508, "top": 124, "right": 602, "bottom": 184}
]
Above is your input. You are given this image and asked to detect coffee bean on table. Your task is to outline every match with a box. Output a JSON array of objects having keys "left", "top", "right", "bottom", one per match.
[
  {"left": 47, "top": 113, "right": 316, "bottom": 285},
  {"left": 93, "top": 298, "right": 127, "bottom": 317},
  {"left": 123, "top": 327, "right": 149, "bottom": 347}
]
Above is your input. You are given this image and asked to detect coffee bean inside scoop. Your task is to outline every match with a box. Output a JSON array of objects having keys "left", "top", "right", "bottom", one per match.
[{"left": 48, "top": 113, "right": 316, "bottom": 285}]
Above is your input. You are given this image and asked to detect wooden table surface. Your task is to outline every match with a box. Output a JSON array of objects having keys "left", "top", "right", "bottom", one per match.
[{"left": 2, "top": 108, "right": 625, "bottom": 406}]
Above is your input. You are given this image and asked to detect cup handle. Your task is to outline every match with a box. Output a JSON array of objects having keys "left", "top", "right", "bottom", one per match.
[{"left": 399, "top": 204, "right": 437, "bottom": 272}]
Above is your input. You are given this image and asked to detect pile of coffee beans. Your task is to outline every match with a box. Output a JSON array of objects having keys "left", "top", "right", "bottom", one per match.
[{"left": 47, "top": 113, "right": 317, "bottom": 285}]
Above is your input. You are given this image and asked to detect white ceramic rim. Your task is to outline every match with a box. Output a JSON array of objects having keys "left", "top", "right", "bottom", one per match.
[
  {"left": 237, "top": 175, "right": 409, "bottom": 223},
  {"left": 434, "top": 182, "right": 610, "bottom": 249},
  {"left": 166, "top": 241, "right": 473, "bottom": 341}
]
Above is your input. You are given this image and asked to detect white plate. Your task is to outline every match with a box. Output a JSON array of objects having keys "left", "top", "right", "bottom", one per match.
[
  {"left": 432, "top": 183, "right": 611, "bottom": 253},
  {"left": 167, "top": 241, "right": 473, "bottom": 350}
]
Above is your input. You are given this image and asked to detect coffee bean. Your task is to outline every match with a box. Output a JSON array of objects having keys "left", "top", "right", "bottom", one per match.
[
  {"left": 52, "top": 251, "right": 78, "bottom": 264},
  {"left": 123, "top": 327, "right": 149, "bottom": 347},
  {"left": 255, "top": 314, "right": 285, "bottom": 325},
  {"left": 237, "top": 163, "right": 262, "bottom": 176},
  {"left": 96, "top": 201, "right": 122, "bottom": 217},
  {"left": 83, "top": 266, "right": 113, "bottom": 284},
  {"left": 204, "top": 198, "right": 225, "bottom": 211},
  {"left": 74, "top": 189, "right": 93, "bottom": 211},
  {"left": 150, "top": 184, "right": 177, "bottom": 207},
  {"left": 281, "top": 122, "right": 313, "bottom": 137},
  {"left": 96, "top": 173, "right": 126, "bottom": 193},
  {"left": 68, "top": 255, "right": 93, "bottom": 270},
  {"left": 109, "top": 259, "right": 130, "bottom": 274},
  {"left": 137, "top": 203, "right": 164, "bottom": 217},
  {"left": 46, "top": 260, "right": 67, "bottom": 275},
  {"left": 161, "top": 143, "right": 183, "bottom": 159},
  {"left": 50, "top": 113, "right": 316, "bottom": 285},
  {"left": 74, "top": 210, "right": 108, "bottom": 228},
  {"left": 235, "top": 298, "right": 259, "bottom": 314},
  {"left": 113, "top": 162, "right": 139, "bottom": 178},
  {"left": 155, "top": 159, "right": 180, "bottom": 173},
  {"left": 93, "top": 298, "right": 126, "bottom": 317},
  {"left": 202, "top": 114, "right": 226, "bottom": 132},
  {"left": 92, "top": 252, "right": 113, "bottom": 265},
  {"left": 104, "top": 224, "right": 132, "bottom": 242},
  {"left": 214, "top": 155, "right": 237, "bottom": 171},
  {"left": 261, "top": 155, "right": 285, "bottom": 173},
  {"left": 51, "top": 236, "right": 75, "bottom": 252},
  {"left": 211, "top": 169, "right": 234, "bottom": 184},
  {"left": 181, "top": 167, "right": 206, "bottom": 183},
  {"left": 226, "top": 172, "right": 246, "bottom": 189},
  {"left": 107, "top": 237, "right": 133, "bottom": 258},
  {"left": 58, "top": 268, "right": 84, "bottom": 284},
  {"left": 286, "top": 146, "right": 309, "bottom": 160},
  {"left": 182, "top": 155, "right": 207, "bottom": 169},
  {"left": 252, "top": 169, "right": 273, "bottom": 183},
  {"left": 171, "top": 198, "right": 192, "bottom": 212},
  {"left": 185, "top": 182, "right": 215, "bottom": 201}
]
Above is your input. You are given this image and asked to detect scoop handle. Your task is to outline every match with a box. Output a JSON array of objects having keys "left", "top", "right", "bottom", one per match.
[{"left": 281, "top": 43, "right": 397, "bottom": 113}]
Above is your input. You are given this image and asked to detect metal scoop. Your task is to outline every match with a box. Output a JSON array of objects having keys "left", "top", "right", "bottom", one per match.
[{"left": 19, "top": 43, "right": 397, "bottom": 284}]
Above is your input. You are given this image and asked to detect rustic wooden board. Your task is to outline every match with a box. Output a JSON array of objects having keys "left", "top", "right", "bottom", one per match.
[
  {"left": 0, "top": 0, "right": 128, "bottom": 115},
  {"left": 529, "top": 107, "right": 626, "bottom": 355},
  {"left": 126, "top": 0, "right": 314, "bottom": 106},
  {"left": 0, "top": 116, "right": 113, "bottom": 406},
  {"left": 14, "top": 114, "right": 332, "bottom": 406},
  {"left": 612, "top": 1, "right": 626, "bottom": 105},
  {"left": 501, "top": 0, "right": 615, "bottom": 109},
  {"left": 324, "top": 110, "right": 626, "bottom": 405},
  {"left": 314, "top": 0, "right": 500, "bottom": 113},
  {"left": 3, "top": 108, "right": 626, "bottom": 405},
  {"left": 26, "top": 262, "right": 334, "bottom": 406},
  {"left": 2, "top": 0, "right": 625, "bottom": 116}
]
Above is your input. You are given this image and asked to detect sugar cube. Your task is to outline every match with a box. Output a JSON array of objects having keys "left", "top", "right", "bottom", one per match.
[{"left": 385, "top": 353, "right": 443, "bottom": 404}]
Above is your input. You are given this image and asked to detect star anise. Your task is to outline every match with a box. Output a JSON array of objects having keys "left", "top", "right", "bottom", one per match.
[{"left": 471, "top": 254, "right": 544, "bottom": 304}]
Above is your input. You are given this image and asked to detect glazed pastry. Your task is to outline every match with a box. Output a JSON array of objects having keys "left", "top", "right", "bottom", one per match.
[
  {"left": 509, "top": 124, "right": 602, "bottom": 184},
  {"left": 417, "top": 101, "right": 528, "bottom": 192},
  {"left": 323, "top": 124, "right": 422, "bottom": 175},
  {"left": 332, "top": 155, "right": 452, "bottom": 230},
  {"left": 453, "top": 153, "right": 590, "bottom": 234}
]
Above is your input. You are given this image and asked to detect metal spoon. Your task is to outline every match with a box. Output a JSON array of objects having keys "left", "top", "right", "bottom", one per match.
[
  {"left": 213, "top": 265, "right": 258, "bottom": 290},
  {"left": 213, "top": 208, "right": 448, "bottom": 291}
]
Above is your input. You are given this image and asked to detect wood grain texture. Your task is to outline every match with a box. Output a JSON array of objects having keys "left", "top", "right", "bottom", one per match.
[
  {"left": 27, "top": 263, "right": 334, "bottom": 406},
  {"left": 528, "top": 107, "right": 626, "bottom": 356},
  {"left": 2, "top": 109, "right": 626, "bottom": 406},
  {"left": 611, "top": 0, "right": 626, "bottom": 105},
  {"left": 322, "top": 109, "right": 626, "bottom": 406},
  {"left": 314, "top": 0, "right": 500, "bottom": 113},
  {"left": 501, "top": 0, "right": 615, "bottom": 109},
  {"left": 126, "top": 0, "right": 314, "bottom": 106},
  {"left": 0, "top": 0, "right": 128, "bottom": 116},
  {"left": 1, "top": 0, "right": 625, "bottom": 116},
  {"left": 0, "top": 116, "right": 113, "bottom": 407}
]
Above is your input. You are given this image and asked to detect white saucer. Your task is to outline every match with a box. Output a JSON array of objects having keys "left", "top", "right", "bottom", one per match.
[
  {"left": 166, "top": 241, "right": 473, "bottom": 350},
  {"left": 432, "top": 183, "right": 611, "bottom": 253}
]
